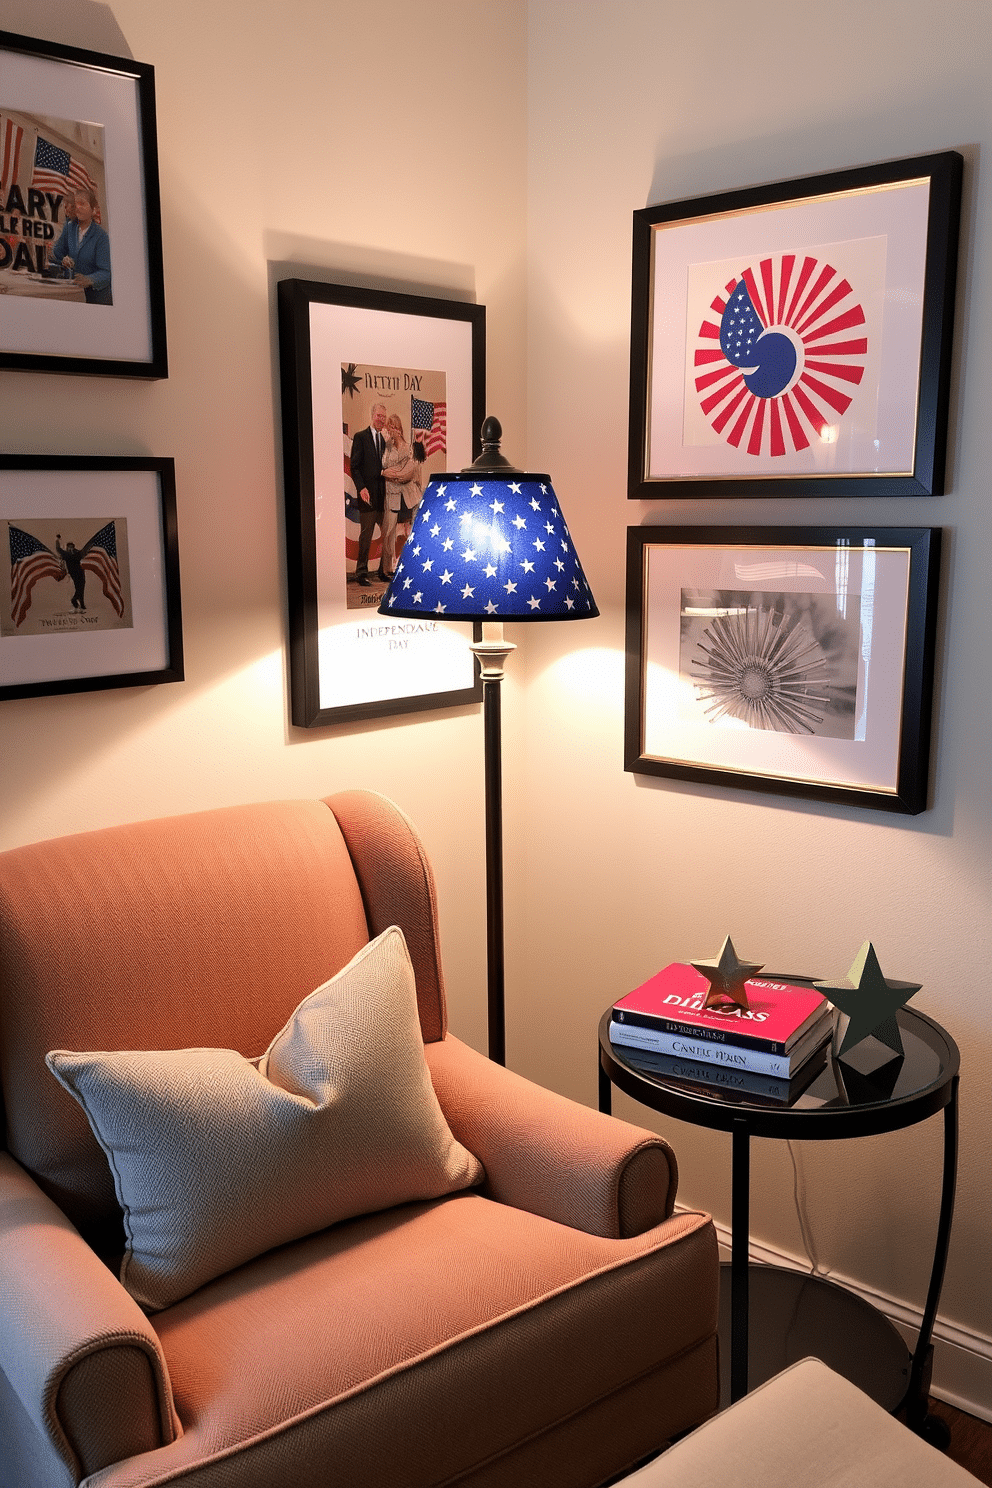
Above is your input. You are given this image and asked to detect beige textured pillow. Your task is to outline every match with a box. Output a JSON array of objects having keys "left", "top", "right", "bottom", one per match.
[{"left": 46, "top": 926, "right": 483, "bottom": 1311}]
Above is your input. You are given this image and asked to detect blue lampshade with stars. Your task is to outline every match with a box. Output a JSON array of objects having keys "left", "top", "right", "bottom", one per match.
[{"left": 377, "top": 420, "right": 598, "bottom": 622}]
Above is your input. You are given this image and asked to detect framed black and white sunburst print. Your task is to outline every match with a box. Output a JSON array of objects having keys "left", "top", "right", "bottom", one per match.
[
  {"left": 625, "top": 526, "right": 941, "bottom": 814},
  {"left": 628, "top": 152, "right": 962, "bottom": 496}
]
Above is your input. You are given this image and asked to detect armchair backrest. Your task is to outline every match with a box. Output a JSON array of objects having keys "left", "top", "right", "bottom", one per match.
[{"left": 0, "top": 789, "right": 448, "bottom": 1255}]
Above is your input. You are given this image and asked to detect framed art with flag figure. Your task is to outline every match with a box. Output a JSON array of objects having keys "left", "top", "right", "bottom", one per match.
[
  {"left": 628, "top": 152, "right": 962, "bottom": 497},
  {"left": 278, "top": 277, "right": 485, "bottom": 727},
  {"left": 1, "top": 455, "right": 183, "bottom": 700},
  {"left": 0, "top": 29, "right": 167, "bottom": 377}
]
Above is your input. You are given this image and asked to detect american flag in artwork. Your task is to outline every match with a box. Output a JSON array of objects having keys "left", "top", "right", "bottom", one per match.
[
  {"left": 79, "top": 522, "right": 125, "bottom": 617},
  {"left": 694, "top": 254, "right": 868, "bottom": 458},
  {"left": 1, "top": 116, "right": 28, "bottom": 189},
  {"left": 9, "top": 525, "right": 65, "bottom": 627},
  {"left": 32, "top": 135, "right": 101, "bottom": 218},
  {"left": 410, "top": 398, "right": 446, "bottom": 457}
]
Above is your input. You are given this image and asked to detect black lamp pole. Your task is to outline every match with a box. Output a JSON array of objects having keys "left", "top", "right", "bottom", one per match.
[{"left": 467, "top": 419, "right": 519, "bottom": 1066}]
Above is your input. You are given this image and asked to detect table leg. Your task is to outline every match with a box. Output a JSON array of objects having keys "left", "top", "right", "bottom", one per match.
[
  {"left": 904, "top": 1076, "right": 959, "bottom": 1442},
  {"left": 599, "top": 1057, "right": 612, "bottom": 1116},
  {"left": 730, "top": 1118, "right": 751, "bottom": 1403}
]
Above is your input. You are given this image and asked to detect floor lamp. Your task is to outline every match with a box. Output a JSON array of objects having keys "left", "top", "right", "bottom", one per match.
[{"left": 379, "top": 418, "right": 598, "bottom": 1063}]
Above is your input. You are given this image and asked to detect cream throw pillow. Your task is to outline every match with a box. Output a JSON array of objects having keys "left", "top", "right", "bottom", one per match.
[{"left": 46, "top": 926, "right": 483, "bottom": 1311}]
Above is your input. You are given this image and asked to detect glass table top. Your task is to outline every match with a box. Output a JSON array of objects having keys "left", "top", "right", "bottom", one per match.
[{"left": 599, "top": 1005, "right": 959, "bottom": 1139}]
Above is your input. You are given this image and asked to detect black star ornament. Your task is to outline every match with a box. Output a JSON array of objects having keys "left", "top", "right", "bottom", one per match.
[
  {"left": 690, "top": 935, "right": 764, "bottom": 1011},
  {"left": 815, "top": 941, "right": 921, "bottom": 1060}
]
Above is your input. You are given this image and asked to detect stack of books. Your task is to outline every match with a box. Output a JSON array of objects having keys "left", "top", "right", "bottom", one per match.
[{"left": 610, "top": 963, "right": 833, "bottom": 1103}]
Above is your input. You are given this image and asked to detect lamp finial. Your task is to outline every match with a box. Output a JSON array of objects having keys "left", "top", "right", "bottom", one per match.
[{"left": 466, "top": 415, "right": 520, "bottom": 473}]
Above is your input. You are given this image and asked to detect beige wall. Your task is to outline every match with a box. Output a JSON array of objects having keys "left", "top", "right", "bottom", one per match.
[
  {"left": 520, "top": 0, "right": 992, "bottom": 1416},
  {"left": 3, "top": 0, "right": 991, "bottom": 1419}
]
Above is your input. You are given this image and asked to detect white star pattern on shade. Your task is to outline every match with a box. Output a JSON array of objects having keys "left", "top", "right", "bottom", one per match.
[{"left": 378, "top": 476, "right": 598, "bottom": 620}]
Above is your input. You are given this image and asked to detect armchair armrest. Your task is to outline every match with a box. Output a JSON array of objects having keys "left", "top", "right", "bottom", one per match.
[
  {"left": 0, "top": 1152, "right": 180, "bottom": 1484},
  {"left": 425, "top": 1035, "right": 677, "bottom": 1238}
]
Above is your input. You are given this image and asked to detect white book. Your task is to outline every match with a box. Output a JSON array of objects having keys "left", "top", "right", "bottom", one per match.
[{"left": 609, "top": 1015, "right": 832, "bottom": 1079}]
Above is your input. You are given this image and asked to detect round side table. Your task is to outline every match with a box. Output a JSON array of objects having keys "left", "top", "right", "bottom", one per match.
[{"left": 598, "top": 1003, "right": 959, "bottom": 1444}]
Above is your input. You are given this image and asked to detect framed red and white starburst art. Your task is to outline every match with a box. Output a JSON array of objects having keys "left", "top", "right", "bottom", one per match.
[
  {"left": 625, "top": 526, "right": 941, "bottom": 813},
  {"left": 628, "top": 152, "right": 962, "bottom": 497}
]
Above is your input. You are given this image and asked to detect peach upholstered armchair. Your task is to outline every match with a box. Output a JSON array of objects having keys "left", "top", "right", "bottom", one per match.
[{"left": 0, "top": 791, "right": 719, "bottom": 1488}]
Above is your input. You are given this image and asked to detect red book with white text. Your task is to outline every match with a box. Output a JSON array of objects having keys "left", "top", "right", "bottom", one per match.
[{"left": 612, "top": 962, "right": 829, "bottom": 1057}]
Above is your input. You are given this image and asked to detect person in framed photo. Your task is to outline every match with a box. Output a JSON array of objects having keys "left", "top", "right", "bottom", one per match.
[
  {"left": 379, "top": 413, "right": 420, "bottom": 581},
  {"left": 48, "top": 188, "right": 112, "bottom": 305},
  {"left": 349, "top": 402, "right": 387, "bottom": 586}
]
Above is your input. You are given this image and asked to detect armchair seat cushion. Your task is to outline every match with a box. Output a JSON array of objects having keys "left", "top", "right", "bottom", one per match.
[{"left": 87, "top": 1190, "right": 718, "bottom": 1488}]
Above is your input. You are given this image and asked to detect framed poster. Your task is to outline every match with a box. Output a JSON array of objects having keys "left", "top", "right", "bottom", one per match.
[
  {"left": 629, "top": 152, "right": 962, "bottom": 497},
  {"left": 625, "top": 526, "right": 941, "bottom": 814},
  {"left": 1, "top": 455, "right": 182, "bottom": 700},
  {"left": 278, "top": 278, "right": 485, "bottom": 727},
  {"left": 0, "top": 29, "right": 167, "bottom": 377}
]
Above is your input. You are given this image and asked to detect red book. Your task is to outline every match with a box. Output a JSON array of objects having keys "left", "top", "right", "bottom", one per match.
[{"left": 612, "top": 963, "right": 829, "bottom": 1056}]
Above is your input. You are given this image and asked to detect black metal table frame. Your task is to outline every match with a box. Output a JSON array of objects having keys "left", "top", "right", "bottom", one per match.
[{"left": 598, "top": 1006, "right": 959, "bottom": 1441}]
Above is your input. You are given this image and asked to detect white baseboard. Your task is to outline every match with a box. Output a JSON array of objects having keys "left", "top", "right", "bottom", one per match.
[{"left": 710, "top": 1220, "right": 992, "bottom": 1423}]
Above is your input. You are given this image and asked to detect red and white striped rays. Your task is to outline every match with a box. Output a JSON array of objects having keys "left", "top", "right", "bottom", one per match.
[{"left": 694, "top": 254, "right": 868, "bottom": 458}]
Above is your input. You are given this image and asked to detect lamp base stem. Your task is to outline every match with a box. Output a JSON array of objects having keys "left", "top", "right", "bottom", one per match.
[{"left": 470, "top": 623, "right": 516, "bottom": 1066}]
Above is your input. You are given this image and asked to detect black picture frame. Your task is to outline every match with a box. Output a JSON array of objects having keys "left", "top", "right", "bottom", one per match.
[
  {"left": 625, "top": 525, "right": 941, "bottom": 814},
  {"left": 629, "top": 152, "right": 962, "bottom": 498},
  {"left": 1, "top": 455, "right": 183, "bottom": 699},
  {"left": 278, "top": 277, "right": 485, "bottom": 728},
  {"left": 0, "top": 29, "right": 167, "bottom": 377}
]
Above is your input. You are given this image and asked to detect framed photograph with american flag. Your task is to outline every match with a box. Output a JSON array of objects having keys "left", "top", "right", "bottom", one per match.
[
  {"left": 1, "top": 456, "right": 183, "bottom": 700},
  {"left": 0, "top": 29, "right": 167, "bottom": 377},
  {"left": 278, "top": 278, "right": 485, "bottom": 727},
  {"left": 628, "top": 152, "right": 962, "bottom": 498}
]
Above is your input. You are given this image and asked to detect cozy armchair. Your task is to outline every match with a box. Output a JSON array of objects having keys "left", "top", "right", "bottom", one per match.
[{"left": 0, "top": 791, "right": 719, "bottom": 1488}]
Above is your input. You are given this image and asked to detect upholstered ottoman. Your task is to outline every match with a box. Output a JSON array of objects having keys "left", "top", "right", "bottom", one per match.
[{"left": 621, "top": 1357, "right": 980, "bottom": 1486}]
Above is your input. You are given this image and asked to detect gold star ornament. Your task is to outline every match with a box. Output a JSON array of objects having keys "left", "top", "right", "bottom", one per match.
[
  {"left": 815, "top": 941, "right": 921, "bottom": 1060},
  {"left": 690, "top": 935, "right": 764, "bottom": 1011}
]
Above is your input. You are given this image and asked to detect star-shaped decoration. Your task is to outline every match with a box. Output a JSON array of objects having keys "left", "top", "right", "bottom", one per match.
[
  {"left": 341, "top": 362, "right": 361, "bottom": 398},
  {"left": 815, "top": 942, "right": 921, "bottom": 1060},
  {"left": 490, "top": 498, "right": 505, "bottom": 515},
  {"left": 521, "top": 559, "right": 535, "bottom": 574},
  {"left": 527, "top": 595, "right": 541, "bottom": 610},
  {"left": 470, "top": 483, "right": 483, "bottom": 498},
  {"left": 484, "top": 600, "right": 498, "bottom": 614},
  {"left": 690, "top": 935, "right": 764, "bottom": 1011}
]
